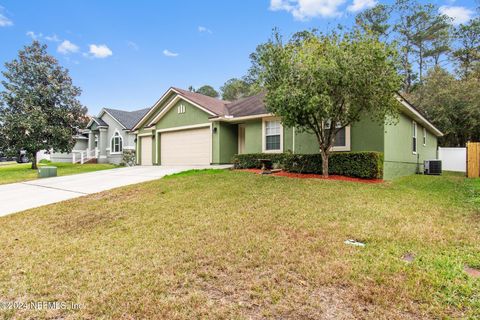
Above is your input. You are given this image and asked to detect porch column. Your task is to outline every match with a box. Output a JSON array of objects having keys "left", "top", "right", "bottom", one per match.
[
  {"left": 88, "top": 131, "right": 94, "bottom": 151},
  {"left": 98, "top": 127, "right": 108, "bottom": 163}
]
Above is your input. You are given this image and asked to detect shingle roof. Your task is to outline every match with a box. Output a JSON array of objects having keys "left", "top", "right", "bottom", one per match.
[
  {"left": 92, "top": 117, "right": 108, "bottom": 127},
  {"left": 225, "top": 92, "right": 267, "bottom": 117},
  {"left": 172, "top": 87, "right": 229, "bottom": 116},
  {"left": 104, "top": 108, "right": 150, "bottom": 130}
]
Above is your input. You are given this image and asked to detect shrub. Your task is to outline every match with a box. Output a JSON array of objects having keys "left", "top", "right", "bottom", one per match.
[
  {"left": 284, "top": 152, "right": 383, "bottom": 179},
  {"left": 233, "top": 152, "right": 383, "bottom": 179},
  {"left": 231, "top": 153, "right": 289, "bottom": 169},
  {"left": 39, "top": 159, "right": 51, "bottom": 164},
  {"left": 120, "top": 150, "right": 136, "bottom": 167}
]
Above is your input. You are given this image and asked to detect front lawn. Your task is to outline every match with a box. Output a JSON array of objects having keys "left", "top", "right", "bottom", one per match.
[
  {"left": 0, "top": 170, "right": 478, "bottom": 319},
  {"left": 0, "top": 162, "right": 118, "bottom": 185}
]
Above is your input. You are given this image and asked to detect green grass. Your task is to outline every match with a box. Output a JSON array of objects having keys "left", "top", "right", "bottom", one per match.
[
  {"left": 0, "top": 162, "right": 118, "bottom": 185},
  {"left": 0, "top": 170, "right": 479, "bottom": 319}
]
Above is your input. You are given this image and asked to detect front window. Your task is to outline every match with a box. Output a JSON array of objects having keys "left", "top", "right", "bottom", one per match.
[
  {"left": 111, "top": 132, "right": 123, "bottom": 153},
  {"left": 412, "top": 121, "right": 417, "bottom": 154},
  {"left": 265, "top": 120, "right": 281, "bottom": 151},
  {"left": 325, "top": 121, "right": 350, "bottom": 151},
  {"left": 333, "top": 127, "right": 346, "bottom": 147},
  {"left": 423, "top": 127, "right": 426, "bottom": 146}
]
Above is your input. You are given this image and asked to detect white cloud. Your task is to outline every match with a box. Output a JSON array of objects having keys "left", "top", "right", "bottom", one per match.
[
  {"left": 198, "top": 26, "right": 212, "bottom": 33},
  {"left": 0, "top": 13, "right": 12, "bottom": 26},
  {"left": 88, "top": 44, "right": 113, "bottom": 58},
  {"left": 0, "top": 7, "right": 12, "bottom": 27},
  {"left": 57, "top": 40, "right": 79, "bottom": 54},
  {"left": 347, "top": 0, "right": 377, "bottom": 12},
  {"left": 439, "top": 5, "right": 475, "bottom": 25},
  {"left": 27, "top": 31, "right": 62, "bottom": 42},
  {"left": 26, "top": 31, "right": 43, "bottom": 39},
  {"left": 269, "top": 0, "right": 346, "bottom": 20},
  {"left": 127, "top": 41, "right": 139, "bottom": 50},
  {"left": 45, "top": 34, "right": 61, "bottom": 42},
  {"left": 163, "top": 49, "right": 179, "bottom": 57}
]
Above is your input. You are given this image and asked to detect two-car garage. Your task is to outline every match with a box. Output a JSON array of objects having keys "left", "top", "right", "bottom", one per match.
[{"left": 140, "top": 126, "right": 211, "bottom": 166}]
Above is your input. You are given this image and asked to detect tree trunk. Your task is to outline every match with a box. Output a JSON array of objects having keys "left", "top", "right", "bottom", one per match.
[
  {"left": 31, "top": 152, "right": 38, "bottom": 170},
  {"left": 320, "top": 150, "right": 329, "bottom": 178}
]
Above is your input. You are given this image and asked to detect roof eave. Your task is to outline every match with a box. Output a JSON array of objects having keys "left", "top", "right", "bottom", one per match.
[{"left": 395, "top": 94, "right": 443, "bottom": 137}]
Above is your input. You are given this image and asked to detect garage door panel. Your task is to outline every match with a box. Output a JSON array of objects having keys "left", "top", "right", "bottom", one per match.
[
  {"left": 141, "top": 136, "right": 153, "bottom": 166},
  {"left": 161, "top": 127, "right": 210, "bottom": 165}
]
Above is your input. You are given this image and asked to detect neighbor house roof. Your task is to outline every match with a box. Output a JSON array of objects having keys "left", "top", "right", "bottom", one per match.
[
  {"left": 103, "top": 108, "right": 150, "bottom": 130},
  {"left": 91, "top": 117, "right": 108, "bottom": 127}
]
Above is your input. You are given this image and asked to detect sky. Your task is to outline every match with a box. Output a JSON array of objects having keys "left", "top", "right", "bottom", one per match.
[{"left": 0, "top": 0, "right": 478, "bottom": 115}]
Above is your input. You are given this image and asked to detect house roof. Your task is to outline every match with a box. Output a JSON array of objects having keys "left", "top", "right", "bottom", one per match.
[
  {"left": 224, "top": 92, "right": 267, "bottom": 117},
  {"left": 171, "top": 87, "right": 229, "bottom": 116},
  {"left": 104, "top": 108, "right": 150, "bottom": 130},
  {"left": 133, "top": 87, "right": 442, "bottom": 137},
  {"left": 91, "top": 117, "right": 108, "bottom": 127}
]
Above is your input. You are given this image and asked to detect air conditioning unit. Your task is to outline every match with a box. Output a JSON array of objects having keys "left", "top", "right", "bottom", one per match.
[{"left": 424, "top": 160, "right": 442, "bottom": 175}]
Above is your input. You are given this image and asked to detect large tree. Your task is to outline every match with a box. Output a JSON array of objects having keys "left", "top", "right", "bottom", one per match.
[
  {"left": 195, "top": 84, "right": 219, "bottom": 98},
  {"left": 220, "top": 78, "right": 257, "bottom": 101},
  {"left": 0, "top": 41, "right": 87, "bottom": 169},
  {"left": 394, "top": 1, "right": 451, "bottom": 89},
  {"left": 251, "top": 30, "right": 402, "bottom": 177},
  {"left": 355, "top": 4, "right": 392, "bottom": 39},
  {"left": 453, "top": 18, "right": 480, "bottom": 78},
  {"left": 408, "top": 67, "right": 480, "bottom": 146},
  {"left": 191, "top": 85, "right": 219, "bottom": 98}
]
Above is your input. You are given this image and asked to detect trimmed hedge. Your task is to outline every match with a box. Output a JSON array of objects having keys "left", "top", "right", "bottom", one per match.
[
  {"left": 232, "top": 152, "right": 383, "bottom": 179},
  {"left": 231, "top": 153, "right": 290, "bottom": 169}
]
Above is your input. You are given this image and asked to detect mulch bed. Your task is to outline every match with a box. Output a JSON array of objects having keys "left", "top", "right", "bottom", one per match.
[{"left": 238, "top": 169, "right": 383, "bottom": 184}]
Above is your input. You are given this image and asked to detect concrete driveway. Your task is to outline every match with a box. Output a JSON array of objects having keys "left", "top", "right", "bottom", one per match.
[{"left": 0, "top": 165, "right": 231, "bottom": 217}]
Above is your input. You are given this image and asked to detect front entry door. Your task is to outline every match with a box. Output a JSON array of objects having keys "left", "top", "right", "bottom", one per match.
[{"left": 238, "top": 125, "right": 245, "bottom": 154}]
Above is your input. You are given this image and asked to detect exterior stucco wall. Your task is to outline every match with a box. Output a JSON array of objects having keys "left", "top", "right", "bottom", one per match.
[
  {"left": 99, "top": 112, "right": 133, "bottom": 164},
  {"left": 383, "top": 112, "right": 438, "bottom": 180},
  {"left": 217, "top": 122, "right": 238, "bottom": 164},
  {"left": 243, "top": 120, "right": 262, "bottom": 153},
  {"left": 241, "top": 114, "right": 384, "bottom": 155},
  {"left": 350, "top": 117, "right": 384, "bottom": 152},
  {"left": 155, "top": 100, "right": 211, "bottom": 130}
]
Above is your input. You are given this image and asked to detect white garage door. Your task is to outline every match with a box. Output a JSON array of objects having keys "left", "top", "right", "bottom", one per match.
[
  {"left": 161, "top": 127, "right": 211, "bottom": 165},
  {"left": 141, "top": 136, "right": 153, "bottom": 166}
]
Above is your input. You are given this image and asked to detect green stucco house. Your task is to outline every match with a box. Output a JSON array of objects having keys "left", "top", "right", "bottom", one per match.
[{"left": 132, "top": 87, "right": 442, "bottom": 180}]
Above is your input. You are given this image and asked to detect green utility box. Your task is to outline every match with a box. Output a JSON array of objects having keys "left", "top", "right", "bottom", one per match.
[{"left": 38, "top": 166, "right": 57, "bottom": 178}]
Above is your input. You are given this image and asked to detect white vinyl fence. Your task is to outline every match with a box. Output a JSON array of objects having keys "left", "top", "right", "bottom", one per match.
[{"left": 438, "top": 147, "right": 466, "bottom": 172}]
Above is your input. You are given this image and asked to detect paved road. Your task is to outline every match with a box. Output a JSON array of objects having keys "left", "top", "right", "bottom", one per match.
[{"left": 0, "top": 165, "right": 231, "bottom": 217}]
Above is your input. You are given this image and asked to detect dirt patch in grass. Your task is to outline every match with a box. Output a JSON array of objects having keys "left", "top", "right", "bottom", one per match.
[{"left": 239, "top": 169, "right": 383, "bottom": 184}]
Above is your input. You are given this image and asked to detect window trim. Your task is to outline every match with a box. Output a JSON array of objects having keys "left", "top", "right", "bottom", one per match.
[
  {"left": 331, "top": 125, "right": 351, "bottom": 152},
  {"left": 110, "top": 131, "right": 123, "bottom": 154},
  {"left": 412, "top": 121, "right": 417, "bottom": 154},
  {"left": 423, "top": 127, "right": 426, "bottom": 146},
  {"left": 262, "top": 117, "right": 283, "bottom": 153}
]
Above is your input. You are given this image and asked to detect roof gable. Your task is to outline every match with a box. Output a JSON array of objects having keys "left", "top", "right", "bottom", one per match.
[
  {"left": 103, "top": 108, "right": 150, "bottom": 130},
  {"left": 86, "top": 117, "right": 108, "bottom": 129},
  {"left": 132, "top": 87, "right": 229, "bottom": 130}
]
